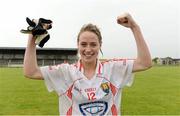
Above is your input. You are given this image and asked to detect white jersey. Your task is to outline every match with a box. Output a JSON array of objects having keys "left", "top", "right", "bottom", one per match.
[{"left": 40, "top": 59, "right": 134, "bottom": 115}]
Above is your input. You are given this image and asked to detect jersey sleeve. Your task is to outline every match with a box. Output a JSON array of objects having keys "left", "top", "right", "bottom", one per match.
[
  {"left": 40, "top": 64, "right": 74, "bottom": 95},
  {"left": 105, "top": 59, "right": 134, "bottom": 88}
]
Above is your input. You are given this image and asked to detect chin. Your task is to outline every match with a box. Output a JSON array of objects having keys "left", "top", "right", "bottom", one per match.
[
  {"left": 83, "top": 59, "right": 94, "bottom": 63},
  {"left": 82, "top": 57, "right": 97, "bottom": 63}
]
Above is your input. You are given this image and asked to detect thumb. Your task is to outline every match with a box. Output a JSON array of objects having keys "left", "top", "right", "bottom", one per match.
[{"left": 26, "top": 17, "right": 36, "bottom": 27}]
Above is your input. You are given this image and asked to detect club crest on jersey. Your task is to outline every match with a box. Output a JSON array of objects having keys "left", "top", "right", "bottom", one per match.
[
  {"left": 79, "top": 101, "right": 108, "bottom": 115},
  {"left": 100, "top": 82, "right": 110, "bottom": 95}
]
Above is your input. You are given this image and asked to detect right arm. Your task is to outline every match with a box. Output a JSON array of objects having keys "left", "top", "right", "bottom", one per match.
[{"left": 23, "top": 34, "right": 43, "bottom": 80}]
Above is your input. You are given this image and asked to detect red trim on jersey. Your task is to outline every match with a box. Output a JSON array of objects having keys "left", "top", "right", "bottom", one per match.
[
  {"left": 66, "top": 106, "right": 72, "bottom": 116},
  {"left": 111, "top": 104, "right": 118, "bottom": 116},
  {"left": 64, "top": 78, "right": 83, "bottom": 115},
  {"left": 67, "top": 85, "right": 73, "bottom": 99},
  {"left": 97, "top": 75, "right": 119, "bottom": 115},
  {"left": 77, "top": 59, "right": 103, "bottom": 75},
  {"left": 66, "top": 85, "right": 73, "bottom": 115},
  {"left": 110, "top": 83, "right": 117, "bottom": 96},
  {"left": 109, "top": 81, "right": 118, "bottom": 115}
]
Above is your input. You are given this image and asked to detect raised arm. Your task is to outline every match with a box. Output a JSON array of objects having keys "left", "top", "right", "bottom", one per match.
[
  {"left": 117, "top": 13, "right": 152, "bottom": 72},
  {"left": 23, "top": 34, "right": 43, "bottom": 80}
]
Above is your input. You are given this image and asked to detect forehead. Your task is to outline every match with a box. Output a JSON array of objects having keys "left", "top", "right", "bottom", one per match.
[{"left": 79, "top": 31, "right": 99, "bottom": 42}]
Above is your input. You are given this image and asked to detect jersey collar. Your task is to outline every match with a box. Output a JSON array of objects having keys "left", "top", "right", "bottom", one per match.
[{"left": 76, "top": 59, "right": 103, "bottom": 75}]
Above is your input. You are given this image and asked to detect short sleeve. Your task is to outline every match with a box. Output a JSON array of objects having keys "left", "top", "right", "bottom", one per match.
[
  {"left": 105, "top": 59, "right": 134, "bottom": 88},
  {"left": 40, "top": 64, "right": 74, "bottom": 95}
]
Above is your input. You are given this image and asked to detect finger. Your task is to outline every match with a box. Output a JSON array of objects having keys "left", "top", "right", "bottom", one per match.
[
  {"left": 42, "top": 23, "right": 52, "bottom": 30},
  {"left": 32, "top": 19, "right": 39, "bottom": 25},
  {"left": 20, "top": 29, "right": 32, "bottom": 34},
  {"left": 117, "top": 17, "right": 128, "bottom": 24},
  {"left": 26, "top": 17, "right": 36, "bottom": 27},
  {"left": 47, "top": 24, "right": 52, "bottom": 29},
  {"left": 39, "top": 18, "right": 52, "bottom": 24}
]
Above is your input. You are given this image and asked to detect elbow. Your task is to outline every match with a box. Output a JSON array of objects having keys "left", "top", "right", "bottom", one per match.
[
  {"left": 23, "top": 72, "right": 33, "bottom": 79},
  {"left": 148, "top": 59, "right": 153, "bottom": 68},
  {"left": 23, "top": 68, "right": 35, "bottom": 79},
  {"left": 141, "top": 56, "right": 153, "bottom": 69},
  {"left": 23, "top": 67, "right": 43, "bottom": 80},
  {"left": 133, "top": 59, "right": 152, "bottom": 72},
  {"left": 143, "top": 60, "right": 153, "bottom": 70},
  {"left": 134, "top": 58, "right": 152, "bottom": 72}
]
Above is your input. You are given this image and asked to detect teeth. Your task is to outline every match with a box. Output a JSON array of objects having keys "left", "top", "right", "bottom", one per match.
[{"left": 85, "top": 55, "right": 92, "bottom": 57}]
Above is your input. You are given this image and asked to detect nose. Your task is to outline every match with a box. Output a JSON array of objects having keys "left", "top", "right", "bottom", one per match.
[{"left": 85, "top": 45, "right": 92, "bottom": 52}]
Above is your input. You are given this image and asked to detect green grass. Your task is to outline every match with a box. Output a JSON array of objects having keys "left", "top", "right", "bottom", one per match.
[
  {"left": 0, "top": 68, "right": 58, "bottom": 115},
  {"left": 0, "top": 66, "right": 180, "bottom": 115},
  {"left": 122, "top": 66, "right": 180, "bottom": 115}
]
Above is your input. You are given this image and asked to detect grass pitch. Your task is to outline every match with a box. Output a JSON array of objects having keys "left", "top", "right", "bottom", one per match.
[
  {"left": 122, "top": 66, "right": 180, "bottom": 115},
  {"left": 0, "top": 66, "right": 180, "bottom": 115}
]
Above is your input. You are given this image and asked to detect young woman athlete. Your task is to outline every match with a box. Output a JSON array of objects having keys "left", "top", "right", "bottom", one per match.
[{"left": 23, "top": 13, "right": 152, "bottom": 115}]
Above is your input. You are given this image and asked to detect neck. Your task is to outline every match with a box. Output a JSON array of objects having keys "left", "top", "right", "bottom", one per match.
[
  {"left": 81, "top": 59, "right": 97, "bottom": 79},
  {"left": 81, "top": 59, "right": 97, "bottom": 70}
]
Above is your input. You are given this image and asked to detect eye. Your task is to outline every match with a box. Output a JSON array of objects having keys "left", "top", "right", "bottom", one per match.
[
  {"left": 90, "top": 43, "right": 97, "bottom": 47},
  {"left": 80, "top": 43, "right": 87, "bottom": 47}
]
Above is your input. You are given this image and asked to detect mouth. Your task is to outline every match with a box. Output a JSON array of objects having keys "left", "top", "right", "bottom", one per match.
[{"left": 83, "top": 53, "right": 94, "bottom": 59}]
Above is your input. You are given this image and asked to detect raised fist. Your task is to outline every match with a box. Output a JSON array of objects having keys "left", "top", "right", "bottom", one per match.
[{"left": 117, "top": 13, "right": 137, "bottom": 28}]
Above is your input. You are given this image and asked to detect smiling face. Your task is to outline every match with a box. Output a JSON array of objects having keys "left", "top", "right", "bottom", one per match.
[{"left": 78, "top": 31, "right": 101, "bottom": 64}]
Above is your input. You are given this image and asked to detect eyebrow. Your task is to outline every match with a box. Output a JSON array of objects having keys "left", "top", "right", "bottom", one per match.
[{"left": 80, "top": 41, "right": 97, "bottom": 43}]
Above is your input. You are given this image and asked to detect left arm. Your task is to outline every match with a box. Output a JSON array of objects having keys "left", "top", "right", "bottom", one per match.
[{"left": 117, "top": 13, "right": 152, "bottom": 72}]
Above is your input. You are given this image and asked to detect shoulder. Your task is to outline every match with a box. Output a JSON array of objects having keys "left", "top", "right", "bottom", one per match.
[
  {"left": 100, "top": 58, "right": 133, "bottom": 65},
  {"left": 41, "top": 63, "right": 74, "bottom": 73}
]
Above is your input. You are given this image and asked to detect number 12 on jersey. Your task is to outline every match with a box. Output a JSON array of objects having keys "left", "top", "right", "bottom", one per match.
[{"left": 87, "top": 92, "right": 96, "bottom": 100}]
